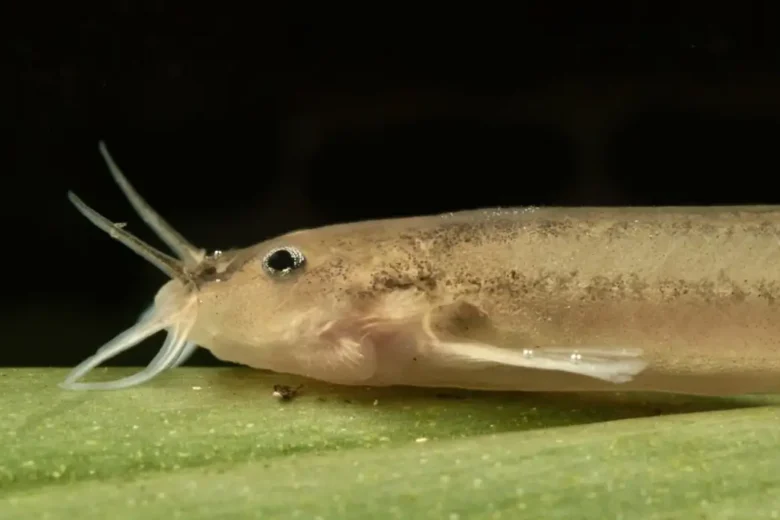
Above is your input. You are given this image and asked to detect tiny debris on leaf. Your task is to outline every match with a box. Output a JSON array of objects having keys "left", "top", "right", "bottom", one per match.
[{"left": 272, "top": 384, "right": 303, "bottom": 401}]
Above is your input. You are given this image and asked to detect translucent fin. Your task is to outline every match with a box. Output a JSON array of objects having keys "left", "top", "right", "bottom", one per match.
[
  {"left": 98, "top": 142, "right": 205, "bottom": 267},
  {"left": 435, "top": 341, "right": 648, "bottom": 384},
  {"left": 68, "top": 192, "right": 186, "bottom": 282}
]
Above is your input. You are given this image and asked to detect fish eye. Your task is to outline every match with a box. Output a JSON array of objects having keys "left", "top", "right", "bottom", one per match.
[{"left": 262, "top": 246, "right": 306, "bottom": 276}]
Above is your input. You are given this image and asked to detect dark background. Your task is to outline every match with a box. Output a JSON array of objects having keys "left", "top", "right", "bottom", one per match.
[{"left": 7, "top": 3, "right": 780, "bottom": 369}]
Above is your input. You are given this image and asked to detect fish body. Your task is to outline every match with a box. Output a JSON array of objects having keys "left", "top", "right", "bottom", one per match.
[
  {"left": 63, "top": 143, "right": 780, "bottom": 395},
  {"left": 192, "top": 206, "right": 780, "bottom": 395}
]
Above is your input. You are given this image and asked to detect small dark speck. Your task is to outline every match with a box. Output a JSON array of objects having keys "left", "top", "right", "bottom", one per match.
[
  {"left": 412, "top": 357, "right": 418, "bottom": 361},
  {"left": 435, "top": 393, "right": 467, "bottom": 400},
  {"left": 272, "top": 384, "right": 303, "bottom": 401},
  {"left": 343, "top": 399, "right": 352, "bottom": 404}
]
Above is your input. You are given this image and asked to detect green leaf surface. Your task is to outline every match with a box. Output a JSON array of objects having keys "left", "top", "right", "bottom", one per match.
[{"left": 1, "top": 368, "right": 779, "bottom": 519}]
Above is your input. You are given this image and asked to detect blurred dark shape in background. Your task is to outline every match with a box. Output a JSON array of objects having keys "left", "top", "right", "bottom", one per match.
[{"left": 6, "top": 3, "right": 780, "bottom": 367}]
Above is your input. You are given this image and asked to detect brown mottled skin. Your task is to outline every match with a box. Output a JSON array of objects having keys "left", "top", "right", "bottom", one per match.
[{"left": 183, "top": 206, "right": 780, "bottom": 396}]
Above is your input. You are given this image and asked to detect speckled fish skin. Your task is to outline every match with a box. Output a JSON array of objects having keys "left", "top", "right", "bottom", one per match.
[{"left": 188, "top": 205, "right": 780, "bottom": 396}]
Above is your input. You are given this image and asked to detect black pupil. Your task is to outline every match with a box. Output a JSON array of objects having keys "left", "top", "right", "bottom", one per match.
[{"left": 267, "top": 249, "right": 297, "bottom": 272}]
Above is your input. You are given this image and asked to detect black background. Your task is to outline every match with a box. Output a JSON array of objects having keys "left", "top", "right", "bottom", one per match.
[{"left": 7, "top": 3, "right": 780, "bottom": 368}]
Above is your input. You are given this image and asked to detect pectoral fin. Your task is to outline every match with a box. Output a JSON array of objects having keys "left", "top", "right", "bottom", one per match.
[
  {"left": 423, "top": 300, "right": 648, "bottom": 384},
  {"left": 431, "top": 340, "right": 648, "bottom": 383}
]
